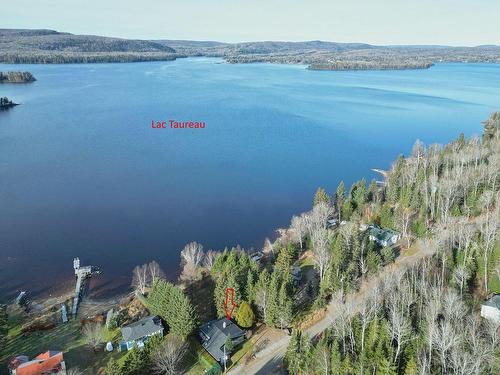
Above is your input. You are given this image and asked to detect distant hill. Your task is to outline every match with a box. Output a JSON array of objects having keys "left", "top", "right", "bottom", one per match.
[
  {"left": 0, "top": 29, "right": 176, "bottom": 63},
  {"left": 159, "top": 39, "right": 500, "bottom": 69},
  {"left": 1, "top": 29, "right": 500, "bottom": 69}
]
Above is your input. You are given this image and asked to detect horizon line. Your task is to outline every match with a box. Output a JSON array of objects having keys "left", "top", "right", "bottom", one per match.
[{"left": 2, "top": 27, "right": 499, "bottom": 49}]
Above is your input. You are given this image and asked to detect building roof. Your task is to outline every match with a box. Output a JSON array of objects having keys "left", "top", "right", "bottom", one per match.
[
  {"left": 367, "top": 225, "right": 399, "bottom": 243},
  {"left": 10, "top": 351, "right": 64, "bottom": 375},
  {"left": 121, "top": 315, "right": 163, "bottom": 342},
  {"left": 199, "top": 318, "right": 245, "bottom": 361},
  {"left": 483, "top": 295, "right": 500, "bottom": 310}
]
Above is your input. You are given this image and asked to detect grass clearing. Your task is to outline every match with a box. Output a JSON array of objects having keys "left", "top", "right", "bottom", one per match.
[{"left": 0, "top": 306, "right": 126, "bottom": 374}]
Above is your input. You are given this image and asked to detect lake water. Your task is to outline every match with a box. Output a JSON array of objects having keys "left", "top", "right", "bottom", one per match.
[{"left": 1, "top": 58, "right": 499, "bottom": 300}]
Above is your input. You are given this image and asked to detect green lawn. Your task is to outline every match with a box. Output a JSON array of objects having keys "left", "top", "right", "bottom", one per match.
[
  {"left": 0, "top": 307, "right": 125, "bottom": 374},
  {"left": 183, "top": 337, "right": 219, "bottom": 375}
]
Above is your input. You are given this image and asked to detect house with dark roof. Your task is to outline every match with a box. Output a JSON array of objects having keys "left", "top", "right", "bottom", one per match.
[
  {"left": 367, "top": 225, "right": 400, "bottom": 247},
  {"left": 9, "top": 351, "right": 66, "bottom": 375},
  {"left": 120, "top": 315, "right": 164, "bottom": 351},
  {"left": 481, "top": 295, "right": 500, "bottom": 323},
  {"left": 199, "top": 318, "right": 246, "bottom": 363}
]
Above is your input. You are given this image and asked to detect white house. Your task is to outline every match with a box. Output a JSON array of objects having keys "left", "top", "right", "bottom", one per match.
[{"left": 481, "top": 295, "right": 500, "bottom": 323}]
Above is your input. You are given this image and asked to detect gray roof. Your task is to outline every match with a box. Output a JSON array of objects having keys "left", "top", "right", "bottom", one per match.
[
  {"left": 121, "top": 316, "right": 163, "bottom": 342},
  {"left": 199, "top": 319, "right": 245, "bottom": 361},
  {"left": 483, "top": 295, "right": 500, "bottom": 310}
]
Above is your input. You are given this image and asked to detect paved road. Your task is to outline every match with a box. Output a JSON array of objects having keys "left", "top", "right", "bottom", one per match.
[{"left": 229, "top": 241, "right": 434, "bottom": 375}]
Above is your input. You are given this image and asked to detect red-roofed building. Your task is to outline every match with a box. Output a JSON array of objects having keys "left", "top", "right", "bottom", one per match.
[{"left": 9, "top": 351, "right": 66, "bottom": 375}]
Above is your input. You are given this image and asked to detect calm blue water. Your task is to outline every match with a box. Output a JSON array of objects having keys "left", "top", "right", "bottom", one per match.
[{"left": 1, "top": 58, "right": 499, "bottom": 299}]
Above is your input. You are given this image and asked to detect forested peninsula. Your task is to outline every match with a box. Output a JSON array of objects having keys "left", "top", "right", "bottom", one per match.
[
  {"left": 2, "top": 29, "right": 500, "bottom": 70},
  {"left": 0, "top": 71, "right": 35, "bottom": 83}
]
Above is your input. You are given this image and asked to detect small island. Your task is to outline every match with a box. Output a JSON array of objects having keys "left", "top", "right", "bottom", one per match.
[
  {"left": 0, "top": 71, "right": 36, "bottom": 83},
  {"left": 0, "top": 96, "right": 18, "bottom": 109}
]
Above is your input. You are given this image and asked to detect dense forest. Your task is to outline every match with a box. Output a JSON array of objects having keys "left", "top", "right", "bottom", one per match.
[
  {"left": 281, "top": 112, "right": 500, "bottom": 374},
  {"left": 0, "top": 29, "right": 177, "bottom": 64}
]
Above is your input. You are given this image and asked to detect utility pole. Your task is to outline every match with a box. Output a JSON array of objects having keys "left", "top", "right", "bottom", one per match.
[{"left": 223, "top": 345, "right": 227, "bottom": 373}]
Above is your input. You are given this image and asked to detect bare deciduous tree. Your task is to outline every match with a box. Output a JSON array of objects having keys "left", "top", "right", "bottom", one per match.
[
  {"left": 132, "top": 261, "right": 165, "bottom": 294},
  {"left": 432, "top": 320, "right": 461, "bottom": 374},
  {"left": 387, "top": 290, "right": 412, "bottom": 363},
  {"left": 148, "top": 261, "right": 165, "bottom": 285},
  {"left": 132, "top": 263, "right": 149, "bottom": 295},
  {"left": 290, "top": 213, "right": 308, "bottom": 251},
  {"left": 310, "top": 227, "right": 331, "bottom": 282},
  {"left": 153, "top": 335, "right": 187, "bottom": 375},
  {"left": 180, "top": 241, "right": 205, "bottom": 281},
  {"left": 203, "top": 250, "right": 218, "bottom": 270},
  {"left": 396, "top": 205, "right": 414, "bottom": 248},
  {"left": 82, "top": 323, "right": 104, "bottom": 352},
  {"left": 359, "top": 288, "right": 379, "bottom": 354}
]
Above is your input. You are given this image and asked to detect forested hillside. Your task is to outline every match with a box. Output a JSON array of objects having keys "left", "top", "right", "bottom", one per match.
[
  {"left": 2, "top": 29, "right": 500, "bottom": 69},
  {"left": 280, "top": 112, "right": 500, "bottom": 374},
  {"left": 0, "top": 29, "right": 177, "bottom": 63}
]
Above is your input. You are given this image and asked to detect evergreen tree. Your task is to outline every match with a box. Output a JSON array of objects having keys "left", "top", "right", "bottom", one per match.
[
  {"left": 214, "top": 271, "right": 229, "bottom": 318},
  {"left": 245, "top": 269, "right": 255, "bottom": 302},
  {"left": 379, "top": 203, "right": 393, "bottom": 229},
  {"left": 314, "top": 187, "right": 331, "bottom": 206},
  {"left": 147, "top": 279, "right": 196, "bottom": 339},
  {"left": 0, "top": 304, "right": 8, "bottom": 342},
  {"left": 148, "top": 279, "right": 175, "bottom": 320},
  {"left": 276, "top": 281, "right": 293, "bottom": 329},
  {"left": 404, "top": 356, "right": 418, "bottom": 375},
  {"left": 342, "top": 199, "right": 354, "bottom": 221},
  {"left": 336, "top": 181, "right": 346, "bottom": 220},
  {"left": 254, "top": 268, "right": 271, "bottom": 321},
  {"left": 330, "top": 340, "right": 342, "bottom": 375},
  {"left": 285, "top": 331, "right": 302, "bottom": 374},
  {"left": 265, "top": 272, "right": 280, "bottom": 326},
  {"left": 368, "top": 179, "right": 378, "bottom": 202},
  {"left": 235, "top": 301, "right": 255, "bottom": 328},
  {"left": 377, "top": 357, "right": 397, "bottom": 375},
  {"left": 104, "top": 358, "right": 122, "bottom": 375},
  {"left": 353, "top": 178, "right": 367, "bottom": 212},
  {"left": 169, "top": 287, "right": 197, "bottom": 338}
]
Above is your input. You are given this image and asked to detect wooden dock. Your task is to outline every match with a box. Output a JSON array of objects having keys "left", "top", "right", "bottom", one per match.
[{"left": 72, "top": 257, "right": 100, "bottom": 317}]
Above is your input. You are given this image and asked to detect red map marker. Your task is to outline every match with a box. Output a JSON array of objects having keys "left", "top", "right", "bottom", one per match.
[{"left": 224, "top": 287, "right": 236, "bottom": 320}]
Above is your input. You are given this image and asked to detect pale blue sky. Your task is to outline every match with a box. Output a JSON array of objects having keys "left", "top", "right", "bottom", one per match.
[{"left": 2, "top": 0, "right": 499, "bottom": 45}]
